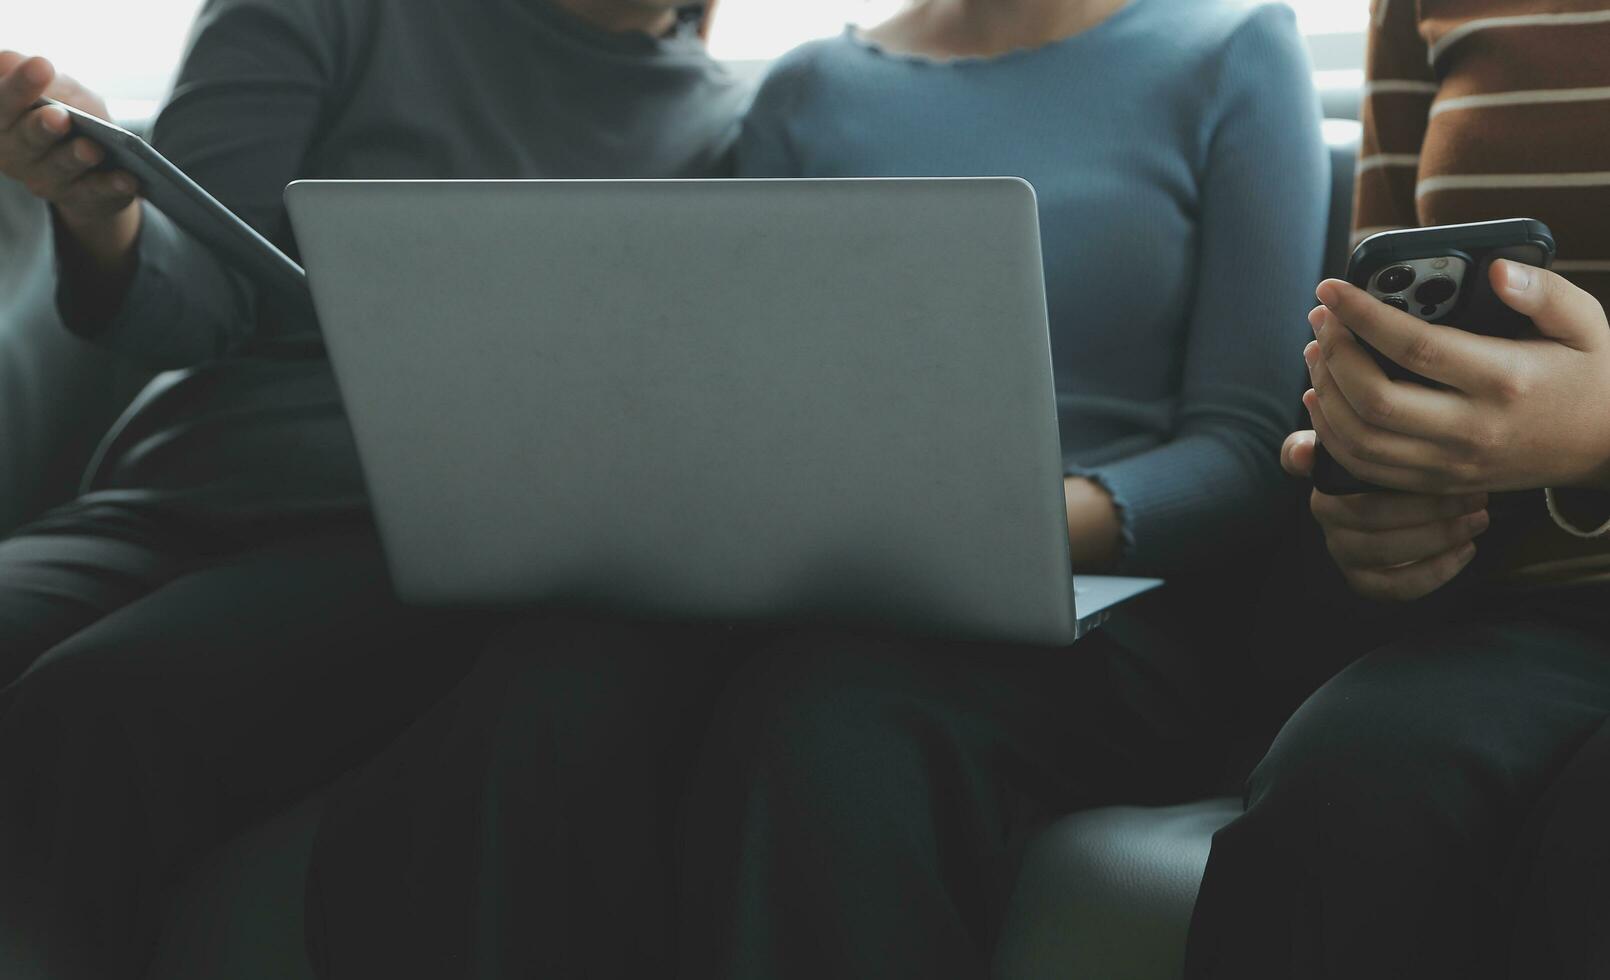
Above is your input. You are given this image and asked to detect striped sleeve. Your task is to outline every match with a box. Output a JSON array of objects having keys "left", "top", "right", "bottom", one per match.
[
  {"left": 1353, "top": 0, "right": 1435, "bottom": 244},
  {"left": 1414, "top": 5, "right": 1610, "bottom": 305}
]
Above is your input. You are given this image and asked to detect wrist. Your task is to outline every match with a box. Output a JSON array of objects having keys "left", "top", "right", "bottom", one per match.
[
  {"left": 1064, "top": 476, "right": 1122, "bottom": 572},
  {"left": 52, "top": 202, "right": 142, "bottom": 328},
  {"left": 1559, "top": 431, "right": 1610, "bottom": 492},
  {"left": 54, "top": 201, "right": 141, "bottom": 277},
  {"left": 1546, "top": 487, "right": 1610, "bottom": 538},
  {"left": 1584, "top": 444, "right": 1610, "bottom": 492}
]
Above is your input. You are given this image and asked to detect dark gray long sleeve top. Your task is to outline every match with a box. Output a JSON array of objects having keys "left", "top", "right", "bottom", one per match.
[
  {"left": 51, "top": 0, "right": 745, "bottom": 521},
  {"left": 738, "top": 0, "right": 1329, "bottom": 575}
]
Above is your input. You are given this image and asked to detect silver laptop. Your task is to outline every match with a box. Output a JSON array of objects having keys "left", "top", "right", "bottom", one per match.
[{"left": 285, "top": 178, "right": 1161, "bottom": 646}]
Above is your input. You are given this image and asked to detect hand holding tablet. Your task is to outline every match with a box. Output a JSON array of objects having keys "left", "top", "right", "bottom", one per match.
[
  {"left": 0, "top": 52, "right": 142, "bottom": 276},
  {"left": 1, "top": 51, "right": 308, "bottom": 304}
]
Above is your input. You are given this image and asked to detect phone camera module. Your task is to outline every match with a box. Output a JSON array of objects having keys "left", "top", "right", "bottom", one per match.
[
  {"left": 1414, "top": 276, "right": 1458, "bottom": 307},
  {"left": 1382, "top": 296, "right": 1410, "bottom": 312},
  {"left": 1375, "top": 265, "right": 1417, "bottom": 294}
]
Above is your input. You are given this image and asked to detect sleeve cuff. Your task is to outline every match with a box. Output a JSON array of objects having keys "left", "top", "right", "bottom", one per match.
[
  {"left": 1070, "top": 432, "right": 1289, "bottom": 576},
  {"left": 1544, "top": 487, "right": 1610, "bottom": 539},
  {"left": 1071, "top": 438, "right": 1230, "bottom": 575},
  {"left": 55, "top": 201, "right": 171, "bottom": 341},
  {"left": 54, "top": 204, "right": 225, "bottom": 367}
]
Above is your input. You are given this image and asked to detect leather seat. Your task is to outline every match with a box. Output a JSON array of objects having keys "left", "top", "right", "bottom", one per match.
[
  {"left": 993, "top": 799, "right": 1244, "bottom": 979},
  {"left": 0, "top": 126, "right": 151, "bottom": 535}
]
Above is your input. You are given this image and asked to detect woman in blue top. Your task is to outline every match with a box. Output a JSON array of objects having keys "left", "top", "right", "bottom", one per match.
[
  {"left": 305, "top": 0, "right": 1328, "bottom": 975},
  {"left": 677, "top": 0, "right": 1328, "bottom": 973}
]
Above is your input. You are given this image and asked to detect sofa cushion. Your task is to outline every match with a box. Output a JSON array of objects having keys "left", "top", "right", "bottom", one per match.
[
  {"left": 1322, "top": 120, "right": 1363, "bottom": 278},
  {"left": 993, "top": 798, "right": 1242, "bottom": 980}
]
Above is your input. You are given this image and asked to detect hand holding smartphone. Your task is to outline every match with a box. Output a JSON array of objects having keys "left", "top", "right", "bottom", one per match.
[{"left": 1311, "top": 219, "right": 1556, "bottom": 496}]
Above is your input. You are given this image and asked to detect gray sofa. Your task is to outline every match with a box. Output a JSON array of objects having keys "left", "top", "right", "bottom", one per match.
[
  {"left": 0, "top": 166, "right": 152, "bottom": 535},
  {"left": 0, "top": 100, "right": 1362, "bottom": 979}
]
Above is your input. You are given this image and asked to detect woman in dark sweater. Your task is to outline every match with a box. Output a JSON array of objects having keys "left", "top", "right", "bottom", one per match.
[{"left": 0, "top": 2, "right": 744, "bottom": 975}]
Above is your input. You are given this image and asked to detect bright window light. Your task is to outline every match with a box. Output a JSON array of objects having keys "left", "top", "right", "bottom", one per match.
[
  {"left": 8, "top": 0, "right": 1368, "bottom": 108},
  {"left": 707, "top": 0, "right": 1368, "bottom": 61},
  {"left": 1288, "top": 1, "right": 1371, "bottom": 37},
  {"left": 709, "top": 0, "right": 905, "bottom": 61},
  {"left": 6, "top": 0, "right": 205, "bottom": 115}
]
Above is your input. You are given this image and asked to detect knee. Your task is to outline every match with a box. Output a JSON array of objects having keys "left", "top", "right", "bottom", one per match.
[
  {"left": 471, "top": 617, "right": 702, "bottom": 774},
  {"left": 1238, "top": 653, "right": 1495, "bottom": 861},
  {"left": 711, "top": 634, "right": 935, "bottom": 825},
  {"left": 3, "top": 637, "right": 137, "bottom": 733},
  {"left": 0, "top": 643, "right": 154, "bottom": 805}
]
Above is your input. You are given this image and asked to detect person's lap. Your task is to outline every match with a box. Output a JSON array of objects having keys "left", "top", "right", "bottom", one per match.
[
  {"left": 1185, "top": 595, "right": 1610, "bottom": 980},
  {"left": 1507, "top": 706, "right": 1610, "bottom": 976},
  {"left": 305, "top": 612, "right": 1221, "bottom": 980},
  {"left": 308, "top": 614, "right": 752, "bottom": 979},
  {"left": 0, "top": 502, "right": 201, "bottom": 682},
  {"left": 0, "top": 504, "right": 484, "bottom": 979},
  {"left": 678, "top": 622, "right": 1225, "bottom": 979}
]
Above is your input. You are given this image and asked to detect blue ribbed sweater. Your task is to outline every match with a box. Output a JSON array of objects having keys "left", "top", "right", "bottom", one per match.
[{"left": 738, "top": 0, "right": 1328, "bottom": 575}]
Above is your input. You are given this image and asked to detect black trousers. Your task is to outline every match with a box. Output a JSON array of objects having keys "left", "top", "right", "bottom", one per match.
[
  {"left": 307, "top": 616, "right": 750, "bottom": 978},
  {"left": 679, "top": 623, "right": 1224, "bottom": 979},
  {"left": 0, "top": 503, "right": 484, "bottom": 980},
  {"left": 1185, "top": 592, "right": 1610, "bottom": 979},
  {"left": 310, "top": 604, "right": 1222, "bottom": 979}
]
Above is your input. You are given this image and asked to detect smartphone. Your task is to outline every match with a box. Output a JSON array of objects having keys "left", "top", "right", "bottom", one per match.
[{"left": 1311, "top": 219, "right": 1556, "bottom": 496}]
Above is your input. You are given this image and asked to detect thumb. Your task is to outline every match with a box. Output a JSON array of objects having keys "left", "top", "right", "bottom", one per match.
[
  {"left": 1491, "top": 260, "right": 1609, "bottom": 351},
  {"left": 1282, "top": 430, "right": 1316, "bottom": 479}
]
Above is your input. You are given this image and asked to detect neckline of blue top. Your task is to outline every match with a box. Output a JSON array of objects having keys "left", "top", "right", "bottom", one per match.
[{"left": 841, "top": 0, "right": 1144, "bottom": 68}]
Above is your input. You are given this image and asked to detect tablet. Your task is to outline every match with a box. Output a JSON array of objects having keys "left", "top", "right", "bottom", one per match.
[{"left": 37, "top": 98, "right": 309, "bottom": 303}]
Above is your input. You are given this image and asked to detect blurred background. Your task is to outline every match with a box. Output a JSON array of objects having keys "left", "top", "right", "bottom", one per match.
[{"left": 7, "top": 0, "right": 1368, "bottom": 120}]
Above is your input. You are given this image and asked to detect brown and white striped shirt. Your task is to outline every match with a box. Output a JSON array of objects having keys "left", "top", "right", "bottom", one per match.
[
  {"left": 1358, "top": 0, "right": 1610, "bottom": 295},
  {"left": 1357, "top": 0, "right": 1610, "bottom": 588}
]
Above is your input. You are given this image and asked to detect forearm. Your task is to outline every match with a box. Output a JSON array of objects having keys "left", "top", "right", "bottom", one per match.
[
  {"left": 1567, "top": 434, "right": 1610, "bottom": 492},
  {"left": 1082, "top": 428, "right": 1290, "bottom": 574}
]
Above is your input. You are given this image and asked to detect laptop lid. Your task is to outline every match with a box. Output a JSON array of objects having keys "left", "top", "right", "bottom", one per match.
[{"left": 287, "top": 178, "right": 1136, "bottom": 647}]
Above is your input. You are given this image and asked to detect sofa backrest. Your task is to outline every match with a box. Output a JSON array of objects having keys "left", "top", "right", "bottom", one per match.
[{"left": 1322, "top": 120, "right": 1363, "bottom": 278}]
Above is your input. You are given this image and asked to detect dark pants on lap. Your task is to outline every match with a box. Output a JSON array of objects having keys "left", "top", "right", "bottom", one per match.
[
  {"left": 1185, "top": 593, "right": 1610, "bottom": 980},
  {"left": 308, "top": 616, "right": 751, "bottom": 979},
  {"left": 310, "top": 609, "right": 1221, "bottom": 980},
  {"left": 0, "top": 505, "right": 483, "bottom": 980},
  {"left": 677, "top": 622, "right": 1226, "bottom": 980}
]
